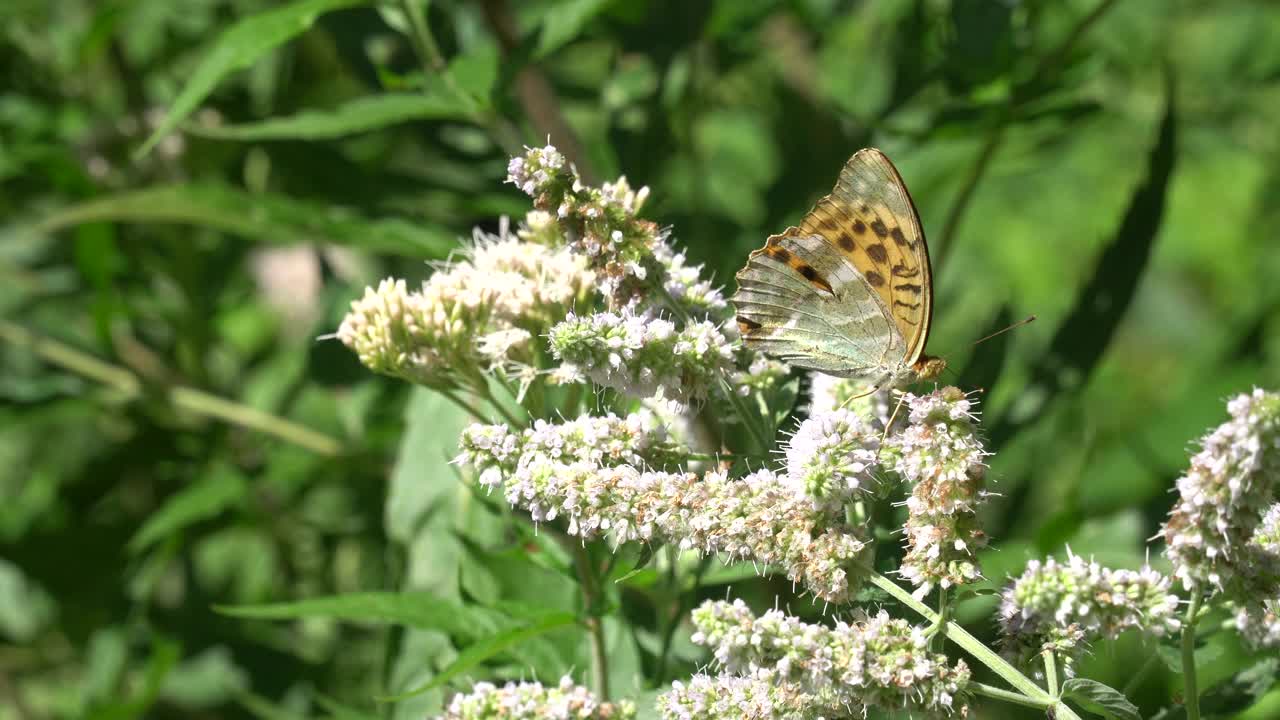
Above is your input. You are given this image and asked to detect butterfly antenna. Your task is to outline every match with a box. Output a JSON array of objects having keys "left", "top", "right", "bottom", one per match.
[{"left": 971, "top": 315, "right": 1037, "bottom": 347}]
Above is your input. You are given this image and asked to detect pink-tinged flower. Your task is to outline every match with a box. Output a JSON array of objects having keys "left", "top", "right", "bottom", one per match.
[
  {"left": 885, "top": 387, "right": 991, "bottom": 597},
  {"left": 1162, "top": 389, "right": 1280, "bottom": 598}
]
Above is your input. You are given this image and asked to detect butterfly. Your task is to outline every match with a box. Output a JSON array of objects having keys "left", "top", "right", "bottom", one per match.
[{"left": 732, "top": 148, "right": 946, "bottom": 390}]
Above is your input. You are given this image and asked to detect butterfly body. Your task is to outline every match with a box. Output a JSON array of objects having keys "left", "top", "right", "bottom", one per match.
[{"left": 732, "top": 148, "right": 945, "bottom": 387}]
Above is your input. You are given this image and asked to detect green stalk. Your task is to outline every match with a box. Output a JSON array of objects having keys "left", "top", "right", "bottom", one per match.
[
  {"left": 1182, "top": 585, "right": 1203, "bottom": 720},
  {"left": 970, "top": 682, "right": 1054, "bottom": 710},
  {"left": 1043, "top": 649, "right": 1060, "bottom": 697},
  {"left": 865, "top": 572, "right": 1083, "bottom": 718},
  {"left": 572, "top": 544, "right": 610, "bottom": 700},
  {"left": 1, "top": 320, "right": 342, "bottom": 456}
]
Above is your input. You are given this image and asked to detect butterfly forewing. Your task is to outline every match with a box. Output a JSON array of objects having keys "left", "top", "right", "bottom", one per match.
[{"left": 733, "top": 148, "right": 936, "bottom": 380}]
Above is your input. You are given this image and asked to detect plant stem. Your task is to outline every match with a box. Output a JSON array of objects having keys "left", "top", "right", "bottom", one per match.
[
  {"left": 1, "top": 320, "right": 343, "bottom": 456},
  {"left": 1181, "top": 585, "right": 1203, "bottom": 720},
  {"left": 927, "top": 586, "right": 950, "bottom": 643},
  {"left": 435, "top": 386, "right": 496, "bottom": 422},
  {"left": 572, "top": 544, "right": 610, "bottom": 699},
  {"left": 865, "top": 571, "right": 1083, "bottom": 718},
  {"left": 1043, "top": 649, "right": 1060, "bottom": 697},
  {"left": 399, "top": 0, "right": 522, "bottom": 155},
  {"left": 655, "top": 554, "right": 711, "bottom": 685},
  {"left": 971, "top": 682, "right": 1054, "bottom": 710}
]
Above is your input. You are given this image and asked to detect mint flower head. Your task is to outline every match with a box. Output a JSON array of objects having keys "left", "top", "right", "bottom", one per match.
[
  {"left": 659, "top": 469, "right": 870, "bottom": 604},
  {"left": 455, "top": 412, "right": 682, "bottom": 538},
  {"left": 437, "top": 675, "right": 634, "bottom": 720},
  {"left": 658, "top": 674, "right": 817, "bottom": 720},
  {"left": 1231, "top": 503, "right": 1280, "bottom": 649},
  {"left": 685, "top": 599, "right": 971, "bottom": 717},
  {"left": 1162, "top": 388, "right": 1280, "bottom": 598},
  {"left": 336, "top": 229, "right": 594, "bottom": 388},
  {"left": 549, "top": 310, "right": 735, "bottom": 403},
  {"left": 998, "top": 552, "right": 1181, "bottom": 670},
  {"left": 885, "top": 387, "right": 991, "bottom": 597},
  {"left": 784, "top": 408, "right": 882, "bottom": 506}
]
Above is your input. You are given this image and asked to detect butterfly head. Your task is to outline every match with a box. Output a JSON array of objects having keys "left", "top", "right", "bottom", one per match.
[{"left": 912, "top": 354, "right": 947, "bottom": 381}]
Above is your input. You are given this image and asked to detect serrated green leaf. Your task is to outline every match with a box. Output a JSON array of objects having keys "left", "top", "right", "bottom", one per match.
[
  {"left": 1157, "top": 641, "right": 1224, "bottom": 674},
  {"left": 137, "top": 0, "right": 367, "bottom": 156},
  {"left": 1062, "top": 678, "right": 1141, "bottom": 720},
  {"left": 186, "top": 93, "right": 472, "bottom": 141},
  {"left": 15, "top": 183, "right": 454, "bottom": 257},
  {"left": 537, "top": 0, "right": 611, "bottom": 58},
  {"left": 382, "top": 612, "right": 578, "bottom": 701},
  {"left": 129, "top": 466, "right": 248, "bottom": 553}
]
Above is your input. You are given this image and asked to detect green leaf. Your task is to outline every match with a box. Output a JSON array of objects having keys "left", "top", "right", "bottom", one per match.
[
  {"left": 1061, "top": 678, "right": 1142, "bottom": 720},
  {"left": 214, "top": 591, "right": 504, "bottom": 636},
  {"left": 129, "top": 466, "right": 248, "bottom": 553},
  {"left": 137, "top": 0, "right": 367, "bottom": 157},
  {"left": 186, "top": 93, "right": 473, "bottom": 141},
  {"left": 1157, "top": 641, "right": 1223, "bottom": 674},
  {"left": 537, "top": 0, "right": 611, "bottom": 58},
  {"left": 447, "top": 43, "right": 499, "bottom": 104},
  {"left": 382, "top": 612, "right": 578, "bottom": 701},
  {"left": 15, "top": 183, "right": 454, "bottom": 258}
]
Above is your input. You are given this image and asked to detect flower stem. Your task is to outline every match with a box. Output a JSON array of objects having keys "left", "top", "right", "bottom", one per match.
[
  {"left": 572, "top": 543, "right": 610, "bottom": 699},
  {"left": 0, "top": 320, "right": 343, "bottom": 455},
  {"left": 1181, "top": 585, "right": 1203, "bottom": 720},
  {"left": 971, "top": 682, "right": 1054, "bottom": 710},
  {"left": 926, "top": 586, "right": 950, "bottom": 643},
  {"left": 1043, "top": 649, "right": 1060, "bottom": 697},
  {"left": 866, "top": 571, "right": 1082, "bottom": 718}
]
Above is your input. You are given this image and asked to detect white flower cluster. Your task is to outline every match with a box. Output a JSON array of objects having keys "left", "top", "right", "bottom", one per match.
[
  {"left": 337, "top": 231, "right": 593, "bottom": 387},
  {"left": 675, "top": 600, "right": 970, "bottom": 717},
  {"left": 730, "top": 355, "right": 791, "bottom": 397},
  {"left": 807, "top": 374, "right": 896, "bottom": 429},
  {"left": 652, "top": 242, "right": 730, "bottom": 321},
  {"left": 549, "top": 310, "right": 735, "bottom": 403},
  {"left": 998, "top": 552, "right": 1181, "bottom": 669},
  {"left": 1234, "top": 599, "right": 1280, "bottom": 650},
  {"left": 456, "top": 413, "right": 680, "bottom": 538},
  {"left": 436, "top": 675, "right": 635, "bottom": 720},
  {"left": 1162, "top": 389, "right": 1280, "bottom": 599},
  {"left": 456, "top": 426, "right": 869, "bottom": 602},
  {"left": 659, "top": 674, "right": 815, "bottom": 720},
  {"left": 1231, "top": 502, "right": 1280, "bottom": 649},
  {"left": 886, "top": 387, "right": 991, "bottom": 597},
  {"left": 506, "top": 144, "right": 567, "bottom": 197},
  {"left": 784, "top": 409, "right": 881, "bottom": 507},
  {"left": 661, "top": 469, "right": 869, "bottom": 604}
]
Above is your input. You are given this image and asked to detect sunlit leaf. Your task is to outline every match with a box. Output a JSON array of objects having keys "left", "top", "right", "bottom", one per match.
[
  {"left": 137, "top": 0, "right": 367, "bottom": 156},
  {"left": 215, "top": 591, "right": 504, "bottom": 635},
  {"left": 15, "top": 183, "right": 454, "bottom": 257},
  {"left": 187, "top": 93, "right": 472, "bottom": 141},
  {"left": 382, "top": 612, "right": 578, "bottom": 701},
  {"left": 537, "top": 0, "right": 611, "bottom": 58},
  {"left": 128, "top": 465, "right": 248, "bottom": 553},
  {"left": 1061, "top": 678, "right": 1141, "bottom": 720}
]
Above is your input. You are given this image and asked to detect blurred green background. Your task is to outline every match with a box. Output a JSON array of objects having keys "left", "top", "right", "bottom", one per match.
[{"left": 3, "top": 0, "right": 1279, "bottom": 718}]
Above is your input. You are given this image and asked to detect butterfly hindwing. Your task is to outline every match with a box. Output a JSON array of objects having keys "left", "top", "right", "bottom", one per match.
[
  {"left": 735, "top": 232, "right": 903, "bottom": 378},
  {"left": 793, "top": 149, "right": 934, "bottom": 366},
  {"left": 731, "top": 147, "right": 940, "bottom": 382}
]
